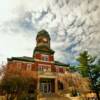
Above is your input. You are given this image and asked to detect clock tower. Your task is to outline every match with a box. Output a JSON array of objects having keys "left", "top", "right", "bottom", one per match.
[
  {"left": 36, "top": 29, "right": 50, "bottom": 48},
  {"left": 33, "top": 30, "right": 54, "bottom": 60}
]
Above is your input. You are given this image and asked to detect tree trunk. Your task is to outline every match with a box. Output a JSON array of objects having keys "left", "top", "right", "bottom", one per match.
[
  {"left": 6, "top": 94, "right": 9, "bottom": 100},
  {"left": 95, "top": 91, "right": 100, "bottom": 100},
  {"left": 6, "top": 94, "right": 10, "bottom": 100}
]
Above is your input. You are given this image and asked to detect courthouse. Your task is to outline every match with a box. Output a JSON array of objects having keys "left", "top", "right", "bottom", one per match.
[{"left": 7, "top": 30, "right": 69, "bottom": 95}]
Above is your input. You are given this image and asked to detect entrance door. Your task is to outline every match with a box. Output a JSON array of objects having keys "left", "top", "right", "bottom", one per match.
[{"left": 40, "top": 83, "right": 51, "bottom": 93}]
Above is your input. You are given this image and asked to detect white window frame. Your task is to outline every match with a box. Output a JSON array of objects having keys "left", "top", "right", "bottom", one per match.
[
  {"left": 41, "top": 54, "right": 48, "bottom": 61},
  {"left": 38, "top": 65, "right": 43, "bottom": 71},
  {"left": 38, "top": 64, "right": 51, "bottom": 72},
  {"left": 27, "top": 63, "right": 32, "bottom": 71}
]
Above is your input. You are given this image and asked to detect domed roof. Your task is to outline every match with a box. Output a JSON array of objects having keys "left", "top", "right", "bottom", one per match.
[{"left": 36, "top": 29, "right": 50, "bottom": 40}]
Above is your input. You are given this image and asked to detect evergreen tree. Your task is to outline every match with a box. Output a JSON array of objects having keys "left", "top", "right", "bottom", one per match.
[
  {"left": 77, "top": 51, "right": 100, "bottom": 100},
  {"left": 77, "top": 51, "right": 91, "bottom": 77}
]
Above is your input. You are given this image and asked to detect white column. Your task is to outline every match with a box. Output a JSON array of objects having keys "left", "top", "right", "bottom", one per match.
[
  {"left": 55, "top": 79, "right": 58, "bottom": 94},
  {"left": 37, "top": 78, "right": 40, "bottom": 91}
]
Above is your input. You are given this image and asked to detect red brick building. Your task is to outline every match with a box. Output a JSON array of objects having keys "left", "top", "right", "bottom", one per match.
[{"left": 7, "top": 30, "right": 69, "bottom": 95}]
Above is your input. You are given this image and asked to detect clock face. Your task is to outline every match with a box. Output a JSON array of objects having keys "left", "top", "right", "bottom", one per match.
[{"left": 43, "top": 38, "right": 47, "bottom": 42}]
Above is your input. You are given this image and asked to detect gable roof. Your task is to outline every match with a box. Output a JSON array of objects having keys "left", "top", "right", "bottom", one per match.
[
  {"left": 8, "top": 57, "right": 69, "bottom": 67},
  {"left": 55, "top": 61, "right": 69, "bottom": 67},
  {"left": 8, "top": 56, "right": 34, "bottom": 62}
]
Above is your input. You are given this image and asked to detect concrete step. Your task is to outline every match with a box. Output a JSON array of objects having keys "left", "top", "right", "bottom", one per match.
[{"left": 39, "top": 95, "right": 71, "bottom": 100}]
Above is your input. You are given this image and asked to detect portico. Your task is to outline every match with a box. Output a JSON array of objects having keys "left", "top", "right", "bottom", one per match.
[
  {"left": 39, "top": 78, "right": 55, "bottom": 93},
  {"left": 37, "top": 74, "right": 58, "bottom": 94}
]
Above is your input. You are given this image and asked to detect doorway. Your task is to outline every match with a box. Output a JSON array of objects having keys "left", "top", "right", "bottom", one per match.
[{"left": 40, "top": 82, "right": 51, "bottom": 93}]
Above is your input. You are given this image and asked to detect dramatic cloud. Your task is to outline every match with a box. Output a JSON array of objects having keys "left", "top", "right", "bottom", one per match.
[{"left": 0, "top": 0, "right": 100, "bottom": 65}]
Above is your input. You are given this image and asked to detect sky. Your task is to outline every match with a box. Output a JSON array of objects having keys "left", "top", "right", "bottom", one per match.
[{"left": 0, "top": 0, "right": 100, "bottom": 65}]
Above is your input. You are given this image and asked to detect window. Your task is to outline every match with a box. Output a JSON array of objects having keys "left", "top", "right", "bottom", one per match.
[
  {"left": 38, "top": 65, "right": 43, "bottom": 71},
  {"left": 41, "top": 55, "right": 48, "bottom": 61},
  {"left": 27, "top": 64, "right": 32, "bottom": 70},
  {"left": 16, "top": 63, "right": 21, "bottom": 70},
  {"left": 38, "top": 64, "right": 51, "bottom": 72},
  {"left": 48, "top": 67, "right": 51, "bottom": 72},
  {"left": 59, "top": 68, "right": 64, "bottom": 73},
  {"left": 55, "top": 66, "right": 59, "bottom": 72}
]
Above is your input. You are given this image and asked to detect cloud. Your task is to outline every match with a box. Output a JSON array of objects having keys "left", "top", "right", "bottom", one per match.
[{"left": 0, "top": 0, "right": 100, "bottom": 65}]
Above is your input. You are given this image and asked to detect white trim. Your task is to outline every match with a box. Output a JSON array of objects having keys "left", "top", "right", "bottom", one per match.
[
  {"left": 12, "top": 60, "right": 34, "bottom": 64},
  {"left": 34, "top": 59, "right": 54, "bottom": 63},
  {"left": 38, "top": 64, "right": 51, "bottom": 67},
  {"left": 41, "top": 54, "right": 48, "bottom": 61},
  {"left": 38, "top": 64, "right": 51, "bottom": 72},
  {"left": 39, "top": 75, "right": 56, "bottom": 78}
]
